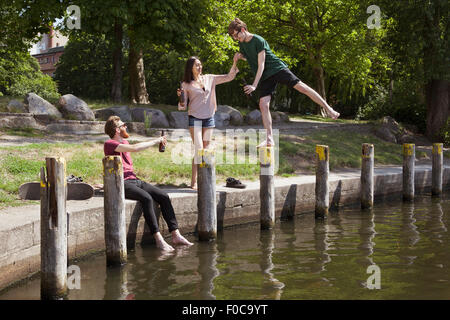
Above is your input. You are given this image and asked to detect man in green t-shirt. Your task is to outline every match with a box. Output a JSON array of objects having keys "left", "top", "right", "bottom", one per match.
[{"left": 228, "top": 18, "right": 340, "bottom": 147}]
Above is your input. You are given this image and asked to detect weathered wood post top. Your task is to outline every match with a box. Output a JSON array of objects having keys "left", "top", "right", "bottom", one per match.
[
  {"left": 315, "top": 145, "right": 329, "bottom": 219},
  {"left": 361, "top": 143, "right": 374, "bottom": 210},
  {"left": 259, "top": 146, "right": 275, "bottom": 229},
  {"left": 432, "top": 143, "right": 443, "bottom": 196},
  {"left": 40, "top": 157, "right": 68, "bottom": 300},
  {"left": 103, "top": 155, "right": 127, "bottom": 266},
  {"left": 197, "top": 148, "right": 217, "bottom": 241}
]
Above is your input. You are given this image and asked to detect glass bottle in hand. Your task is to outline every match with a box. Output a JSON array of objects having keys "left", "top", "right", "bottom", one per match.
[{"left": 159, "top": 130, "right": 165, "bottom": 152}]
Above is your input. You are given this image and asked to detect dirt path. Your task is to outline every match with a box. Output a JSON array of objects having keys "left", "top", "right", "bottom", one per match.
[{"left": 0, "top": 119, "right": 378, "bottom": 147}]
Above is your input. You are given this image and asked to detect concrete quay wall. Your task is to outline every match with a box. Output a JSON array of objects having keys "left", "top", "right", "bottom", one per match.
[{"left": 0, "top": 165, "right": 449, "bottom": 291}]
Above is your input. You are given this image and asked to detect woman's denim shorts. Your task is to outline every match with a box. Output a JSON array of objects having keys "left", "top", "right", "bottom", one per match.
[{"left": 188, "top": 115, "right": 215, "bottom": 128}]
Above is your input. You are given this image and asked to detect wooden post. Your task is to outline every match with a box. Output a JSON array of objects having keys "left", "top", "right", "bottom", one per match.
[
  {"left": 197, "top": 149, "right": 217, "bottom": 241},
  {"left": 432, "top": 143, "right": 443, "bottom": 196},
  {"left": 40, "top": 157, "right": 67, "bottom": 300},
  {"left": 103, "top": 156, "right": 127, "bottom": 266},
  {"left": 403, "top": 143, "right": 415, "bottom": 201},
  {"left": 361, "top": 143, "right": 374, "bottom": 209},
  {"left": 259, "top": 147, "right": 275, "bottom": 229},
  {"left": 315, "top": 145, "right": 329, "bottom": 219}
]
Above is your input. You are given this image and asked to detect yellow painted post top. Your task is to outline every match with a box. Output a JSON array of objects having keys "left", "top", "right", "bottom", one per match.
[
  {"left": 259, "top": 146, "right": 274, "bottom": 165},
  {"left": 198, "top": 148, "right": 215, "bottom": 168},
  {"left": 432, "top": 143, "right": 443, "bottom": 155},
  {"left": 402, "top": 143, "right": 415, "bottom": 156},
  {"left": 102, "top": 156, "right": 123, "bottom": 176},
  {"left": 362, "top": 143, "right": 374, "bottom": 158},
  {"left": 315, "top": 145, "right": 329, "bottom": 161}
]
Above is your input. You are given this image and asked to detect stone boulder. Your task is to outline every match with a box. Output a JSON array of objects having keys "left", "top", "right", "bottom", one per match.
[
  {"left": 374, "top": 126, "right": 397, "bottom": 143},
  {"left": 397, "top": 134, "right": 416, "bottom": 144},
  {"left": 58, "top": 94, "right": 95, "bottom": 121},
  {"left": 168, "top": 111, "right": 188, "bottom": 129},
  {"left": 374, "top": 116, "right": 415, "bottom": 144},
  {"left": 131, "top": 107, "right": 170, "bottom": 128},
  {"left": 245, "top": 109, "right": 262, "bottom": 125},
  {"left": 7, "top": 100, "right": 28, "bottom": 113},
  {"left": 214, "top": 112, "right": 230, "bottom": 128},
  {"left": 381, "top": 116, "right": 402, "bottom": 136},
  {"left": 95, "top": 105, "right": 132, "bottom": 122},
  {"left": 217, "top": 105, "right": 243, "bottom": 126},
  {"left": 271, "top": 111, "right": 290, "bottom": 123},
  {"left": 126, "top": 122, "right": 147, "bottom": 136},
  {"left": 24, "top": 92, "right": 62, "bottom": 118},
  {"left": 0, "top": 114, "right": 42, "bottom": 130}
]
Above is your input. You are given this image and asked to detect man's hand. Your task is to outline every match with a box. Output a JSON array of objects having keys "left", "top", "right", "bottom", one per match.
[
  {"left": 233, "top": 52, "right": 244, "bottom": 63},
  {"left": 177, "top": 88, "right": 186, "bottom": 110},
  {"left": 160, "top": 136, "right": 167, "bottom": 147},
  {"left": 244, "top": 85, "right": 256, "bottom": 95}
]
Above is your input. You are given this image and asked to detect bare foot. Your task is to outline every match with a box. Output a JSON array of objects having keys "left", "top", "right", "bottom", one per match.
[
  {"left": 257, "top": 138, "right": 275, "bottom": 148},
  {"left": 326, "top": 108, "right": 340, "bottom": 120},
  {"left": 154, "top": 232, "right": 175, "bottom": 252},
  {"left": 172, "top": 230, "right": 194, "bottom": 246},
  {"left": 190, "top": 183, "right": 197, "bottom": 190},
  {"left": 156, "top": 239, "right": 175, "bottom": 252}
]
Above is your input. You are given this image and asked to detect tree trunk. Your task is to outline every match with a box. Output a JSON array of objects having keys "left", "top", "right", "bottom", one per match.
[
  {"left": 111, "top": 21, "right": 123, "bottom": 103},
  {"left": 128, "top": 40, "right": 150, "bottom": 104},
  {"left": 313, "top": 65, "right": 327, "bottom": 117},
  {"left": 425, "top": 79, "right": 449, "bottom": 142}
]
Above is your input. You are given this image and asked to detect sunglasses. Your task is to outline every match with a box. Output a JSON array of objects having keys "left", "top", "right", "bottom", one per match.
[{"left": 231, "top": 30, "right": 241, "bottom": 40}]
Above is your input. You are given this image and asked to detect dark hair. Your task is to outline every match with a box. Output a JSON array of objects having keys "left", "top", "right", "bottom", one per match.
[
  {"left": 183, "top": 56, "right": 200, "bottom": 84},
  {"left": 228, "top": 18, "right": 247, "bottom": 36},
  {"left": 105, "top": 115, "right": 121, "bottom": 138}
]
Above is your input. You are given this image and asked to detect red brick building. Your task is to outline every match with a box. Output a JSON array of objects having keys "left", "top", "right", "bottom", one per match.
[
  {"left": 31, "top": 27, "right": 68, "bottom": 77},
  {"left": 33, "top": 47, "right": 65, "bottom": 77}
]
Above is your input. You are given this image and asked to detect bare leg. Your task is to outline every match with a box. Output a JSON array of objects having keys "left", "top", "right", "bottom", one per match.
[
  {"left": 154, "top": 232, "right": 175, "bottom": 252},
  {"left": 189, "top": 126, "right": 203, "bottom": 189},
  {"left": 258, "top": 95, "right": 275, "bottom": 147},
  {"left": 172, "top": 229, "right": 194, "bottom": 246},
  {"left": 294, "top": 81, "right": 340, "bottom": 119},
  {"left": 202, "top": 127, "right": 214, "bottom": 149}
]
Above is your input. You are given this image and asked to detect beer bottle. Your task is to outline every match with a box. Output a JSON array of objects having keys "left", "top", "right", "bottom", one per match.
[{"left": 159, "top": 130, "right": 165, "bottom": 152}]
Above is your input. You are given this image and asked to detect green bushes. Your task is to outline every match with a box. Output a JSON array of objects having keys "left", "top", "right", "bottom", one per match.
[
  {"left": 356, "top": 82, "right": 427, "bottom": 133},
  {"left": 54, "top": 33, "right": 114, "bottom": 100},
  {"left": 0, "top": 48, "right": 60, "bottom": 101}
]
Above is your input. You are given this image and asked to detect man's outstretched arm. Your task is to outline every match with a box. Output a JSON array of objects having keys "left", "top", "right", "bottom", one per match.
[
  {"left": 115, "top": 137, "right": 165, "bottom": 153},
  {"left": 245, "top": 50, "right": 265, "bottom": 95}
]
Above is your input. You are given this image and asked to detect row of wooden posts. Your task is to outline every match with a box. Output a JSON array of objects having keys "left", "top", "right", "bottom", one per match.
[{"left": 39, "top": 143, "right": 444, "bottom": 299}]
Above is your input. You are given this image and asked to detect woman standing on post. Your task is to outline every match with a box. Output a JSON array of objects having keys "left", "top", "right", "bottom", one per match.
[{"left": 177, "top": 56, "right": 239, "bottom": 189}]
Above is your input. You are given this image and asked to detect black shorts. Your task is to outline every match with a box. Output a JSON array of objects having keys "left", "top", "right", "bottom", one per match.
[{"left": 258, "top": 68, "right": 300, "bottom": 99}]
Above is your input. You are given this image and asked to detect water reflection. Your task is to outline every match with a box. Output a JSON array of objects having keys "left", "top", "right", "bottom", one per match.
[
  {"left": 259, "top": 230, "right": 285, "bottom": 299},
  {"left": 358, "top": 211, "right": 376, "bottom": 265},
  {"left": 196, "top": 242, "right": 219, "bottom": 300},
  {"left": 103, "top": 265, "right": 132, "bottom": 300},
  {"left": 312, "top": 220, "right": 331, "bottom": 273},
  {"left": 426, "top": 199, "right": 448, "bottom": 243},
  {"left": 1, "top": 194, "right": 450, "bottom": 300},
  {"left": 399, "top": 202, "right": 420, "bottom": 266}
]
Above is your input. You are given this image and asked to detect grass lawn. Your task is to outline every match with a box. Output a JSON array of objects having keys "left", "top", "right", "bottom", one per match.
[{"left": 0, "top": 127, "right": 433, "bottom": 210}]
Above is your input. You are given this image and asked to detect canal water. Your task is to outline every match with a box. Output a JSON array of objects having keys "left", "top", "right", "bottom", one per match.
[{"left": 1, "top": 193, "right": 449, "bottom": 300}]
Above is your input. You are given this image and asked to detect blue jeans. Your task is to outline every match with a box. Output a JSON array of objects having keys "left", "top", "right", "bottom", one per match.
[{"left": 188, "top": 115, "right": 215, "bottom": 128}]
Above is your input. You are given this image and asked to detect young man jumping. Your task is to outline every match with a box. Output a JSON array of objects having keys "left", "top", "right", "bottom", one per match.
[{"left": 228, "top": 18, "right": 340, "bottom": 147}]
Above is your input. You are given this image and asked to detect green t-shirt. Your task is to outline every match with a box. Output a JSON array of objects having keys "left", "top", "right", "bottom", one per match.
[{"left": 239, "top": 34, "right": 288, "bottom": 82}]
